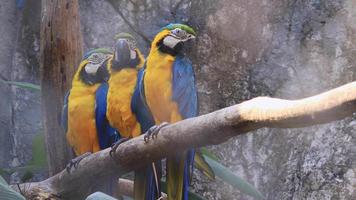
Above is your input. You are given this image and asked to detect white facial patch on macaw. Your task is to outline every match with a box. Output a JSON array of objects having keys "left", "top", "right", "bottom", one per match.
[
  {"left": 164, "top": 28, "right": 196, "bottom": 49},
  {"left": 163, "top": 35, "right": 181, "bottom": 49},
  {"left": 84, "top": 63, "right": 100, "bottom": 74},
  {"left": 85, "top": 53, "right": 108, "bottom": 74},
  {"left": 115, "top": 50, "right": 120, "bottom": 61},
  {"left": 130, "top": 49, "right": 137, "bottom": 59}
]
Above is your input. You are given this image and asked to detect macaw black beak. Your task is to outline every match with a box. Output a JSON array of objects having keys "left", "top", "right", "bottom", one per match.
[
  {"left": 114, "top": 39, "right": 131, "bottom": 64},
  {"left": 186, "top": 34, "right": 196, "bottom": 41},
  {"left": 180, "top": 34, "right": 196, "bottom": 54},
  {"left": 96, "top": 65, "right": 110, "bottom": 82}
]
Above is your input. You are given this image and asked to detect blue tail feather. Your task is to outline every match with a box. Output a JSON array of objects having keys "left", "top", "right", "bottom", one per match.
[
  {"left": 145, "top": 161, "right": 162, "bottom": 200},
  {"left": 95, "top": 83, "right": 120, "bottom": 149},
  {"left": 132, "top": 67, "right": 162, "bottom": 199},
  {"left": 183, "top": 150, "right": 195, "bottom": 200},
  {"left": 134, "top": 160, "right": 162, "bottom": 200}
]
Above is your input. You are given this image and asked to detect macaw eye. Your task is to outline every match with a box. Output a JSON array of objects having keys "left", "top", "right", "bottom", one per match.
[
  {"left": 171, "top": 28, "right": 187, "bottom": 38},
  {"left": 171, "top": 29, "right": 179, "bottom": 35},
  {"left": 88, "top": 53, "right": 106, "bottom": 64}
]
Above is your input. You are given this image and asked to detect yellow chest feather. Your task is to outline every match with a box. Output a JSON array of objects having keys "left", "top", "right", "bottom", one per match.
[
  {"left": 107, "top": 68, "right": 141, "bottom": 138},
  {"left": 67, "top": 81, "right": 100, "bottom": 155},
  {"left": 145, "top": 51, "right": 182, "bottom": 124}
]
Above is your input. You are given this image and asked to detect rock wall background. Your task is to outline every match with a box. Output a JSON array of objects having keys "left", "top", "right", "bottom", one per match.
[
  {"left": 0, "top": 0, "right": 355, "bottom": 199},
  {"left": 0, "top": 0, "right": 17, "bottom": 173},
  {"left": 0, "top": 0, "right": 43, "bottom": 182}
]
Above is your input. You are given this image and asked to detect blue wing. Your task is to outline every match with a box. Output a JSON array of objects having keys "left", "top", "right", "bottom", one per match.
[
  {"left": 61, "top": 90, "right": 70, "bottom": 133},
  {"left": 172, "top": 55, "right": 197, "bottom": 199},
  {"left": 131, "top": 68, "right": 156, "bottom": 133},
  {"left": 132, "top": 68, "right": 162, "bottom": 200},
  {"left": 95, "top": 83, "right": 120, "bottom": 149},
  {"left": 172, "top": 55, "right": 198, "bottom": 119}
]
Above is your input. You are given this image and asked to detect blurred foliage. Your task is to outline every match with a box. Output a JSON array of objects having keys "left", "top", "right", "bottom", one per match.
[
  {"left": 0, "top": 168, "right": 10, "bottom": 177},
  {"left": 202, "top": 153, "right": 265, "bottom": 200},
  {"left": 0, "top": 133, "right": 47, "bottom": 182},
  {"left": 195, "top": 151, "right": 215, "bottom": 180},
  {"left": 28, "top": 133, "right": 47, "bottom": 168},
  {"left": 0, "top": 176, "right": 25, "bottom": 200},
  {"left": 20, "top": 171, "right": 33, "bottom": 183},
  {"left": 200, "top": 147, "right": 219, "bottom": 161},
  {"left": 0, "top": 80, "right": 40, "bottom": 91}
]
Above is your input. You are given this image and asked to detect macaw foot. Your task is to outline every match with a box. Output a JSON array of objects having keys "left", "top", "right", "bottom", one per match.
[
  {"left": 109, "top": 137, "right": 130, "bottom": 158},
  {"left": 66, "top": 152, "right": 91, "bottom": 173},
  {"left": 157, "top": 193, "right": 167, "bottom": 200},
  {"left": 144, "top": 122, "right": 169, "bottom": 143}
]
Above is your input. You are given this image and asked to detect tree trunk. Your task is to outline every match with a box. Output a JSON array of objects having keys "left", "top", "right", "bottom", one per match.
[{"left": 40, "top": 0, "right": 83, "bottom": 175}]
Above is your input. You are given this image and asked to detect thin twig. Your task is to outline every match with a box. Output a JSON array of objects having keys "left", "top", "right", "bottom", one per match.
[
  {"left": 171, "top": 0, "right": 185, "bottom": 20},
  {"left": 106, "top": 0, "right": 152, "bottom": 45}
]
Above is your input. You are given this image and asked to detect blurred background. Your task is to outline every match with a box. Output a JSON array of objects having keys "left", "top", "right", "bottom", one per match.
[{"left": 0, "top": 0, "right": 355, "bottom": 199}]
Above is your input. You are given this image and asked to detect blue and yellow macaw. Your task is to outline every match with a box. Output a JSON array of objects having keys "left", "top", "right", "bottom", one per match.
[
  {"left": 98, "top": 33, "right": 161, "bottom": 200},
  {"left": 136, "top": 24, "right": 198, "bottom": 200},
  {"left": 62, "top": 48, "right": 118, "bottom": 157}
]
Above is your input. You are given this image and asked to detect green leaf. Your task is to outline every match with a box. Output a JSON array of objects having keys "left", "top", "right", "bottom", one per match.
[
  {"left": 194, "top": 152, "right": 215, "bottom": 180},
  {"left": 200, "top": 147, "right": 219, "bottom": 161},
  {"left": 28, "top": 133, "right": 47, "bottom": 169},
  {"left": 0, "top": 168, "right": 11, "bottom": 177},
  {"left": 0, "top": 133, "right": 47, "bottom": 184},
  {"left": 0, "top": 80, "right": 40, "bottom": 91},
  {"left": 20, "top": 171, "right": 33, "bottom": 183},
  {"left": 202, "top": 155, "right": 265, "bottom": 200},
  {"left": 0, "top": 176, "right": 26, "bottom": 200}
]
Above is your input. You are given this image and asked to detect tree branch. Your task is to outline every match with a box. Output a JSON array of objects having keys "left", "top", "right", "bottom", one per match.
[
  {"left": 106, "top": 0, "right": 152, "bottom": 45},
  {"left": 14, "top": 81, "right": 356, "bottom": 199}
]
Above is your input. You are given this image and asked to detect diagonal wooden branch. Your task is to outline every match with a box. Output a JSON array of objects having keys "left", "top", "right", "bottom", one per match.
[{"left": 14, "top": 81, "right": 356, "bottom": 199}]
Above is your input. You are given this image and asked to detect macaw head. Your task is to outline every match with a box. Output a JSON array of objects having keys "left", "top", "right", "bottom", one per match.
[
  {"left": 112, "top": 32, "right": 144, "bottom": 70},
  {"left": 152, "top": 23, "right": 196, "bottom": 56},
  {"left": 79, "top": 48, "right": 112, "bottom": 85}
]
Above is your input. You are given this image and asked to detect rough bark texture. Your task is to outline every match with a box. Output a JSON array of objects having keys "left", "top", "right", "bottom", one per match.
[
  {"left": 13, "top": 82, "right": 356, "bottom": 199},
  {"left": 40, "top": 0, "right": 83, "bottom": 175}
]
